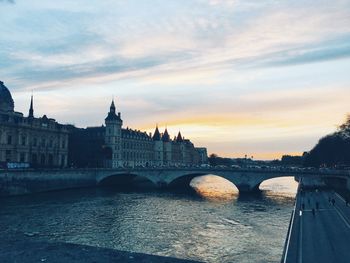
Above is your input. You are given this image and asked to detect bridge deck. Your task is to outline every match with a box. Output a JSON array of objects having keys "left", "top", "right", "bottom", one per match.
[{"left": 282, "top": 187, "right": 350, "bottom": 263}]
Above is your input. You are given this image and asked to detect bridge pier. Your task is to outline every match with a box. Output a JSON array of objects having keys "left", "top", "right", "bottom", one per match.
[
  {"left": 235, "top": 183, "right": 261, "bottom": 193},
  {"left": 156, "top": 181, "right": 168, "bottom": 188}
]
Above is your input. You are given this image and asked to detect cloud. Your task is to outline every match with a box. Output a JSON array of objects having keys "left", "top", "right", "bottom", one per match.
[
  {"left": 1, "top": 0, "right": 350, "bottom": 159},
  {"left": 266, "top": 42, "right": 350, "bottom": 66},
  {"left": 0, "top": 0, "right": 15, "bottom": 4},
  {"left": 1, "top": 0, "right": 350, "bottom": 90}
]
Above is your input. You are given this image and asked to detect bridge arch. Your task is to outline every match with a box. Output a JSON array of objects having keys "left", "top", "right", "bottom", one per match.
[
  {"left": 167, "top": 172, "right": 249, "bottom": 192},
  {"left": 166, "top": 170, "right": 298, "bottom": 193},
  {"left": 259, "top": 176, "right": 298, "bottom": 193},
  {"left": 168, "top": 173, "right": 208, "bottom": 188}
]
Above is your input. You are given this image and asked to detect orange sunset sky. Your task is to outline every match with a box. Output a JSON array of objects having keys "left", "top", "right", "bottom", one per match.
[{"left": 1, "top": 0, "right": 350, "bottom": 159}]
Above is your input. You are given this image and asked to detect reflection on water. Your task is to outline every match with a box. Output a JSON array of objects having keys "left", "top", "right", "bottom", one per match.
[
  {"left": 260, "top": 177, "right": 298, "bottom": 196},
  {"left": 0, "top": 176, "right": 298, "bottom": 263},
  {"left": 190, "top": 175, "right": 238, "bottom": 201},
  {"left": 190, "top": 175, "right": 298, "bottom": 201}
]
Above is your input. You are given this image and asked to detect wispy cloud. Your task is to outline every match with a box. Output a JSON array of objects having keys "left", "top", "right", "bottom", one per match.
[
  {"left": 2, "top": 0, "right": 350, "bottom": 89},
  {"left": 1, "top": 0, "right": 350, "bottom": 158},
  {"left": 0, "top": 0, "right": 15, "bottom": 4}
]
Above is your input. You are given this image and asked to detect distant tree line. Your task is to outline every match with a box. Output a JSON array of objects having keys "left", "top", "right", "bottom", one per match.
[
  {"left": 208, "top": 154, "right": 234, "bottom": 166},
  {"left": 208, "top": 154, "right": 254, "bottom": 167},
  {"left": 303, "top": 115, "right": 350, "bottom": 167}
]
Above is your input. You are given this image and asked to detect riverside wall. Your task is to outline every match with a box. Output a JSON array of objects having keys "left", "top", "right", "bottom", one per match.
[{"left": 0, "top": 169, "right": 97, "bottom": 197}]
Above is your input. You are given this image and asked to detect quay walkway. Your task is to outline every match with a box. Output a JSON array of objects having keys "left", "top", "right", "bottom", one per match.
[{"left": 282, "top": 180, "right": 350, "bottom": 263}]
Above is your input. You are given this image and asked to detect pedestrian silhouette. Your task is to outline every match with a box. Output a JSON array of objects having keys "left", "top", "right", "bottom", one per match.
[
  {"left": 332, "top": 199, "right": 335, "bottom": 206},
  {"left": 312, "top": 208, "right": 315, "bottom": 216},
  {"left": 302, "top": 203, "right": 305, "bottom": 210}
]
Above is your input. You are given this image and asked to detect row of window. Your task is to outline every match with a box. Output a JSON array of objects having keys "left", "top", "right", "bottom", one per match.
[
  {"left": 0, "top": 133, "right": 66, "bottom": 149},
  {"left": 122, "top": 141, "right": 153, "bottom": 150},
  {"left": 1, "top": 151, "right": 66, "bottom": 166},
  {"left": 121, "top": 151, "right": 154, "bottom": 160},
  {"left": 0, "top": 115, "right": 64, "bottom": 130},
  {"left": 107, "top": 137, "right": 153, "bottom": 151}
]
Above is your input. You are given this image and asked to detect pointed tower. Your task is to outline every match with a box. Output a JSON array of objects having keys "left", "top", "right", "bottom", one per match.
[
  {"left": 105, "top": 99, "right": 123, "bottom": 168},
  {"left": 28, "top": 95, "right": 34, "bottom": 118},
  {"left": 178, "top": 131, "right": 186, "bottom": 164},
  {"left": 162, "top": 128, "right": 170, "bottom": 142},
  {"left": 152, "top": 125, "right": 161, "bottom": 141},
  {"left": 153, "top": 125, "right": 163, "bottom": 166},
  {"left": 176, "top": 131, "right": 183, "bottom": 143},
  {"left": 162, "top": 128, "right": 172, "bottom": 165}
]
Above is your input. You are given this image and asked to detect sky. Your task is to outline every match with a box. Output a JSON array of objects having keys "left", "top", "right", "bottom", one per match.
[{"left": 1, "top": 0, "right": 350, "bottom": 160}]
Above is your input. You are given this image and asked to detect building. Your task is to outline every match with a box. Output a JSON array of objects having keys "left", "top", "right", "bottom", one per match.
[
  {"left": 0, "top": 81, "right": 69, "bottom": 168},
  {"left": 196, "top": 147, "right": 208, "bottom": 164},
  {"left": 0, "top": 80, "right": 207, "bottom": 169},
  {"left": 69, "top": 100, "right": 207, "bottom": 168}
]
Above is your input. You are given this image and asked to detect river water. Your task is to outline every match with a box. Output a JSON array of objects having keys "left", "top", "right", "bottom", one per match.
[{"left": 0, "top": 176, "right": 297, "bottom": 263}]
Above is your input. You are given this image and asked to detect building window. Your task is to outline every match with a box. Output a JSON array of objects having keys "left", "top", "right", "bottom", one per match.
[
  {"left": 7, "top": 135, "right": 12, "bottom": 145},
  {"left": 5, "top": 150, "right": 11, "bottom": 162},
  {"left": 40, "top": 154, "right": 46, "bottom": 165},
  {"left": 21, "top": 135, "right": 26, "bottom": 146},
  {"left": 20, "top": 153, "right": 25, "bottom": 162},
  {"left": 48, "top": 154, "right": 53, "bottom": 166},
  {"left": 32, "top": 154, "right": 37, "bottom": 165},
  {"left": 41, "top": 138, "right": 46, "bottom": 147},
  {"left": 61, "top": 140, "right": 65, "bottom": 149},
  {"left": 33, "top": 138, "right": 37, "bottom": 147},
  {"left": 61, "top": 155, "right": 65, "bottom": 167}
]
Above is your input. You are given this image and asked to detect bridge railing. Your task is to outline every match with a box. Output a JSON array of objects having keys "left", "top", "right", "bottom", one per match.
[{"left": 1, "top": 166, "right": 349, "bottom": 178}]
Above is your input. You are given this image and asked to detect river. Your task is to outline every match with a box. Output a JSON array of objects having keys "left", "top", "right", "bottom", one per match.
[{"left": 0, "top": 176, "right": 297, "bottom": 263}]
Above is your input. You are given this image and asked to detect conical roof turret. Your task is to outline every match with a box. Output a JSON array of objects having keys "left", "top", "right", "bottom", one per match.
[
  {"left": 105, "top": 99, "right": 122, "bottom": 122},
  {"left": 110, "top": 100, "right": 116, "bottom": 112},
  {"left": 152, "top": 125, "right": 161, "bottom": 141},
  {"left": 162, "top": 128, "right": 170, "bottom": 142},
  {"left": 176, "top": 131, "right": 183, "bottom": 142},
  {"left": 28, "top": 95, "right": 34, "bottom": 118}
]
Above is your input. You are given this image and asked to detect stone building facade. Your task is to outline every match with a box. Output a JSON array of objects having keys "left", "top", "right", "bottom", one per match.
[
  {"left": 69, "top": 101, "right": 207, "bottom": 168},
  {"left": 0, "top": 80, "right": 207, "bottom": 169},
  {"left": 104, "top": 100, "right": 205, "bottom": 168},
  {"left": 0, "top": 81, "right": 69, "bottom": 168}
]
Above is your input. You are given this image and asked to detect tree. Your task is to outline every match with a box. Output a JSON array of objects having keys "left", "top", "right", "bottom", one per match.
[
  {"left": 339, "top": 114, "right": 350, "bottom": 133},
  {"left": 208, "top": 153, "right": 233, "bottom": 167},
  {"left": 304, "top": 114, "right": 350, "bottom": 167},
  {"left": 208, "top": 154, "right": 218, "bottom": 166}
]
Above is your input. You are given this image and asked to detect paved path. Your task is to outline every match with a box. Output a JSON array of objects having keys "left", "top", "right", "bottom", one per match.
[{"left": 283, "top": 188, "right": 350, "bottom": 263}]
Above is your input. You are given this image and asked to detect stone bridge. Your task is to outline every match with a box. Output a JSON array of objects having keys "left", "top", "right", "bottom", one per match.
[
  {"left": 95, "top": 167, "right": 350, "bottom": 192},
  {"left": 1, "top": 167, "right": 349, "bottom": 196}
]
